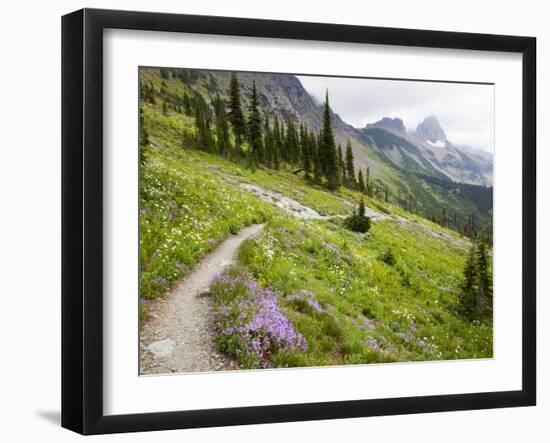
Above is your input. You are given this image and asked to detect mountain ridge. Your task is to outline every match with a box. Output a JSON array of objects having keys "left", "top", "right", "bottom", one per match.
[
  {"left": 414, "top": 115, "right": 448, "bottom": 143},
  {"left": 362, "top": 114, "right": 491, "bottom": 186},
  {"left": 140, "top": 67, "right": 493, "bottom": 232}
]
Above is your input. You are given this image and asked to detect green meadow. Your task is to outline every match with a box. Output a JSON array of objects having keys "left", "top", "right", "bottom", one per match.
[{"left": 139, "top": 68, "right": 493, "bottom": 369}]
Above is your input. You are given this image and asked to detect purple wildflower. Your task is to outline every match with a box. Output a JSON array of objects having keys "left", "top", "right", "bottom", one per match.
[
  {"left": 219, "top": 306, "right": 230, "bottom": 317},
  {"left": 286, "top": 289, "right": 325, "bottom": 314},
  {"left": 363, "top": 318, "right": 376, "bottom": 331},
  {"left": 175, "top": 261, "right": 189, "bottom": 273},
  {"left": 367, "top": 336, "right": 380, "bottom": 351},
  {"left": 153, "top": 275, "right": 169, "bottom": 289},
  {"left": 213, "top": 270, "right": 307, "bottom": 368},
  {"left": 326, "top": 243, "right": 341, "bottom": 256}
]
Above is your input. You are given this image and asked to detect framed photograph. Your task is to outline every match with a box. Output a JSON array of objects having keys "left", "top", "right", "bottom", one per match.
[{"left": 62, "top": 8, "right": 536, "bottom": 435}]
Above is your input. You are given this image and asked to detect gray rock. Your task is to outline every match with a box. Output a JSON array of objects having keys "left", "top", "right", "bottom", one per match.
[
  {"left": 366, "top": 117, "right": 406, "bottom": 134},
  {"left": 146, "top": 339, "right": 175, "bottom": 361},
  {"left": 414, "top": 115, "right": 447, "bottom": 143}
]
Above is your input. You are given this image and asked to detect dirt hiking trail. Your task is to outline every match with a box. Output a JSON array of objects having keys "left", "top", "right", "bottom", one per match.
[{"left": 140, "top": 223, "right": 265, "bottom": 375}]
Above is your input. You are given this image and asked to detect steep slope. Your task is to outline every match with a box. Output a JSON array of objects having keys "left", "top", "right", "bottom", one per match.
[
  {"left": 414, "top": 115, "right": 448, "bottom": 143},
  {"left": 144, "top": 68, "right": 394, "bottom": 178},
  {"left": 362, "top": 115, "right": 490, "bottom": 186},
  {"left": 366, "top": 117, "right": 407, "bottom": 134},
  {"left": 455, "top": 144, "right": 493, "bottom": 185},
  {"left": 217, "top": 71, "right": 397, "bottom": 181},
  {"left": 140, "top": 67, "right": 492, "bottom": 234},
  {"left": 139, "top": 91, "right": 493, "bottom": 370}
]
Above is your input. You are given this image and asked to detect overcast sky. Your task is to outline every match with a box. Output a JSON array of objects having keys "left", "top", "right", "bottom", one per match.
[{"left": 297, "top": 75, "right": 494, "bottom": 153}]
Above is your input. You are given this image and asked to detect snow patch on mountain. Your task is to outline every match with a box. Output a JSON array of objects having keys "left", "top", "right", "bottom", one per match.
[{"left": 426, "top": 139, "right": 446, "bottom": 148}]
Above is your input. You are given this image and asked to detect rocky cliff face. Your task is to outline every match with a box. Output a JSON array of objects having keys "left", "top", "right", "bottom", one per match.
[
  {"left": 455, "top": 145, "right": 493, "bottom": 185},
  {"left": 414, "top": 115, "right": 448, "bottom": 143},
  {"left": 141, "top": 66, "right": 493, "bottom": 230},
  {"left": 363, "top": 114, "right": 492, "bottom": 185},
  {"left": 366, "top": 117, "right": 406, "bottom": 134},
  {"left": 160, "top": 68, "right": 492, "bottom": 186},
  {"left": 202, "top": 70, "right": 386, "bottom": 175}
]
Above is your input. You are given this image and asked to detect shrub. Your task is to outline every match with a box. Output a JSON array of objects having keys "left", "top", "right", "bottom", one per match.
[
  {"left": 344, "top": 198, "right": 371, "bottom": 233},
  {"left": 320, "top": 314, "right": 344, "bottom": 339},
  {"left": 361, "top": 305, "right": 378, "bottom": 320},
  {"left": 379, "top": 247, "right": 396, "bottom": 266}
]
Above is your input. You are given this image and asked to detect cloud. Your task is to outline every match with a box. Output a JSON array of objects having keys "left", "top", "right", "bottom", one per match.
[{"left": 297, "top": 75, "right": 494, "bottom": 153}]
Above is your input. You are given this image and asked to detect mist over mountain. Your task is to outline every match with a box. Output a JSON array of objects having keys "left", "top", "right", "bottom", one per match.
[
  {"left": 455, "top": 144, "right": 493, "bottom": 185},
  {"left": 361, "top": 114, "right": 491, "bottom": 186}
]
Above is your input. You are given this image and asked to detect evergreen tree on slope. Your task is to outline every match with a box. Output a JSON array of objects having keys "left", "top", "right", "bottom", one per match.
[
  {"left": 228, "top": 72, "right": 246, "bottom": 150},
  {"left": 247, "top": 80, "right": 263, "bottom": 166},
  {"left": 345, "top": 140, "right": 356, "bottom": 188},
  {"left": 319, "top": 91, "right": 339, "bottom": 190}
]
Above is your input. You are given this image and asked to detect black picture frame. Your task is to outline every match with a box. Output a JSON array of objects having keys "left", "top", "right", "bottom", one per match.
[{"left": 61, "top": 8, "right": 536, "bottom": 435}]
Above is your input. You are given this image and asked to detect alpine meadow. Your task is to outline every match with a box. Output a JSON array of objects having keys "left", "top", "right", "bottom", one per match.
[{"left": 138, "top": 67, "right": 494, "bottom": 375}]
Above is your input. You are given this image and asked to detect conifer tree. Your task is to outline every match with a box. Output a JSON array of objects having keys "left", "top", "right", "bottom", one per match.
[
  {"left": 475, "top": 239, "right": 492, "bottom": 312},
  {"left": 275, "top": 122, "right": 284, "bottom": 164},
  {"left": 345, "top": 140, "right": 356, "bottom": 188},
  {"left": 441, "top": 207, "right": 447, "bottom": 227},
  {"left": 194, "top": 103, "right": 214, "bottom": 152},
  {"left": 263, "top": 116, "right": 273, "bottom": 167},
  {"left": 139, "top": 106, "right": 149, "bottom": 164},
  {"left": 194, "top": 104, "right": 204, "bottom": 148},
  {"left": 206, "top": 115, "right": 215, "bottom": 152},
  {"left": 139, "top": 106, "right": 149, "bottom": 147},
  {"left": 143, "top": 82, "right": 155, "bottom": 104},
  {"left": 319, "top": 91, "right": 339, "bottom": 190},
  {"left": 344, "top": 196, "right": 371, "bottom": 233},
  {"left": 461, "top": 242, "right": 478, "bottom": 318},
  {"left": 285, "top": 119, "right": 299, "bottom": 166},
  {"left": 459, "top": 238, "right": 493, "bottom": 319},
  {"left": 338, "top": 144, "right": 346, "bottom": 185},
  {"left": 407, "top": 194, "right": 414, "bottom": 212},
  {"left": 228, "top": 72, "right": 246, "bottom": 147},
  {"left": 358, "top": 196, "right": 366, "bottom": 218},
  {"left": 215, "top": 97, "right": 231, "bottom": 158},
  {"left": 366, "top": 166, "right": 371, "bottom": 195},
  {"left": 357, "top": 170, "right": 365, "bottom": 194},
  {"left": 139, "top": 81, "right": 147, "bottom": 102},
  {"left": 247, "top": 80, "right": 263, "bottom": 166},
  {"left": 464, "top": 213, "right": 477, "bottom": 239},
  {"left": 312, "top": 131, "right": 322, "bottom": 183},
  {"left": 301, "top": 125, "right": 312, "bottom": 179},
  {"left": 183, "top": 93, "right": 192, "bottom": 115},
  {"left": 272, "top": 116, "right": 282, "bottom": 170}
]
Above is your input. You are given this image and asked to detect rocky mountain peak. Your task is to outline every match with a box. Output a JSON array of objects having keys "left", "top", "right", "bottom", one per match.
[
  {"left": 414, "top": 115, "right": 447, "bottom": 143},
  {"left": 366, "top": 117, "right": 406, "bottom": 134}
]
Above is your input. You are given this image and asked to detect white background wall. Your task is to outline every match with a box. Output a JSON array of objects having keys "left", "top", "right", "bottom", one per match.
[{"left": 0, "top": 0, "right": 546, "bottom": 441}]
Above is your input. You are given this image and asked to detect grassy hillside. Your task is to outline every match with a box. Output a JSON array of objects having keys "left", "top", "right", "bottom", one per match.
[
  {"left": 139, "top": 75, "right": 493, "bottom": 368},
  {"left": 141, "top": 67, "right": 493, "bottom": 237}
]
